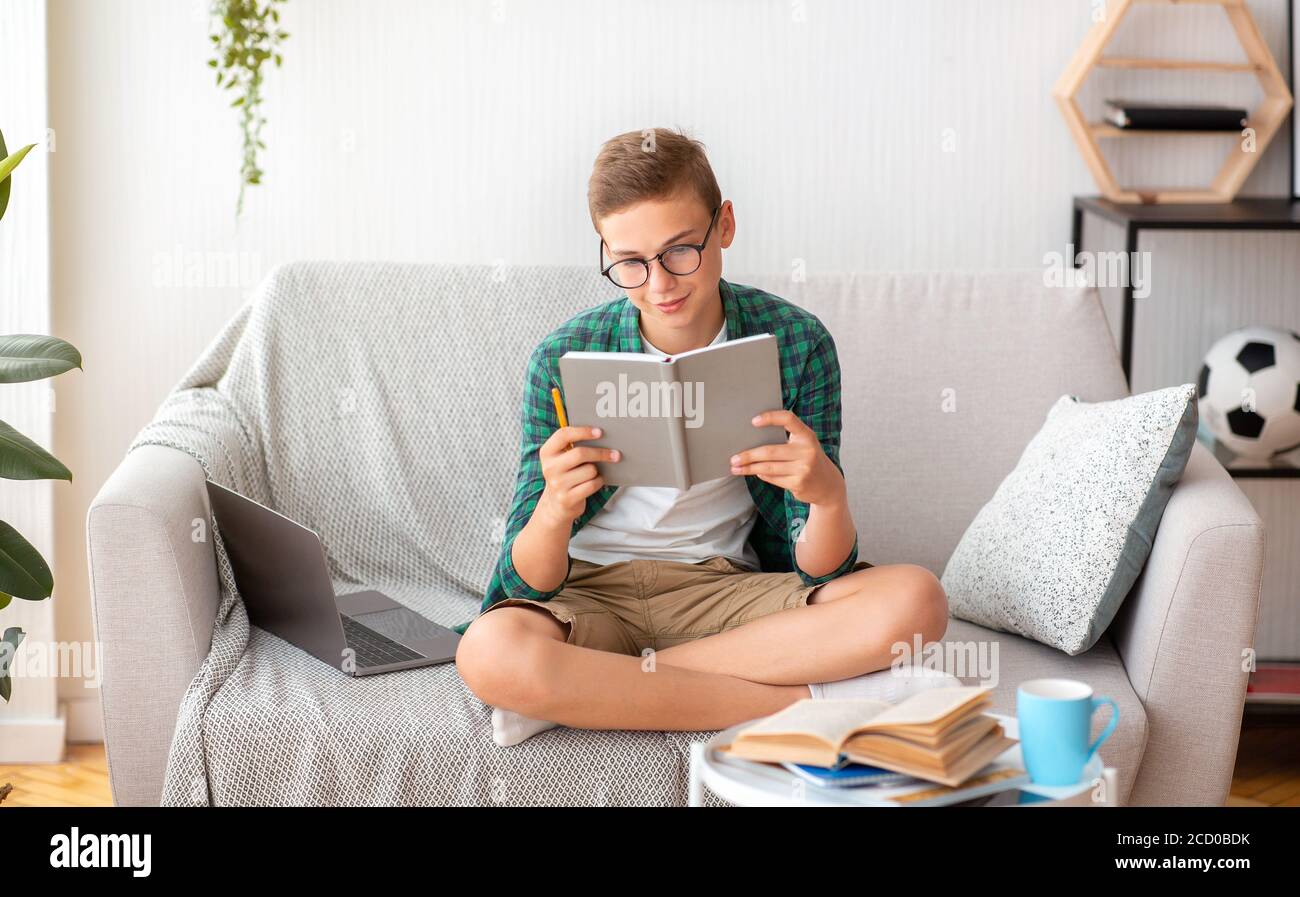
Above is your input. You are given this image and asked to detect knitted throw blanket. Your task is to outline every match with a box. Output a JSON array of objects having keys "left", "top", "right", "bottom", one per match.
[{"left": 128, "top": 262, "right": 724, "bottom": 806}]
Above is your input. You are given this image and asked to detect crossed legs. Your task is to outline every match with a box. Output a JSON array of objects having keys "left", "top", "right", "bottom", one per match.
[{"left": 455, "top": 563, "right": 949, "bottom": 732}]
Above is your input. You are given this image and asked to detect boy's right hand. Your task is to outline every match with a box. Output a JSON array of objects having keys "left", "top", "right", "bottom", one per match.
[{"left": 535, "top": 426, "right": 620, "bottom": 527}]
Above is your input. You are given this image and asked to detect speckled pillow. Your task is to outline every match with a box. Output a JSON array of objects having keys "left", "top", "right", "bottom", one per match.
[{"left": 941, "top": 384, "right": 1198, "bottom": 656}]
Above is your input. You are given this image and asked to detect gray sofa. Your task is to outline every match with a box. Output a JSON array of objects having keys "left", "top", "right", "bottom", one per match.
[{"left": 86, "top": 264, "right": 1264, "bottom": 806}]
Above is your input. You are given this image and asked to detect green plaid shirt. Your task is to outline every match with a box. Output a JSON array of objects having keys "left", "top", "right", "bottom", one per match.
[{"left": 457, "top": 277, "right": 858, "bottom": 633}]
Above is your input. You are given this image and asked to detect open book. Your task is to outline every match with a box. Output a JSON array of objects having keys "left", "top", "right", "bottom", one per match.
[
  {"left": 557, "top": 333, "right": 785, "bottom": 489},
  {"left": 721, "top": 686, "right": 1016, "bottom": 788}
]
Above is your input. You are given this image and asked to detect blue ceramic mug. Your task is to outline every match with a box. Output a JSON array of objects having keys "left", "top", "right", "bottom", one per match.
[{"left": 1016, "top": 678, "right": 1119, "bottom": 786}]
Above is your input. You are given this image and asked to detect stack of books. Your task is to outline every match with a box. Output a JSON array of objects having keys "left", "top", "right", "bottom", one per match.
[{"left": 719, "top": 686, "right": 1023, "bottom": 804}]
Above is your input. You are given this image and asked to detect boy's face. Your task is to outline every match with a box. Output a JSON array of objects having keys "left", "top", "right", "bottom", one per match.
[{"left": 598, "top": 194, "right": 734, "bottom": 341}]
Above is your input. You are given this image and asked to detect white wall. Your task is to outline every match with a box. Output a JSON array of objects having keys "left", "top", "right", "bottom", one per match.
[
  {"left": 0, "top": 0, "right": 65, "bottom": 761},
  {"left": 41, "top": 0, "right": 1300, "bottom": 733}
]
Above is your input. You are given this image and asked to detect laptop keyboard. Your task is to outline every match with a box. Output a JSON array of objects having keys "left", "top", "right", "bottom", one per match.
[{"left": 341, "top": 614, "right": 425, "bottom": 667}]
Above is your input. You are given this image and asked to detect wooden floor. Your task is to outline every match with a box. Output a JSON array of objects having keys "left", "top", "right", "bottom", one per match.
[
  {"left": 0, "top": 744, "right": 113, "bottom": 807},
  {"left": 1225, "top": 713, "right": 1300, "bottom": 807},
  {"left": 0, "top": 718, "right": 1296, "bottom": 806}
]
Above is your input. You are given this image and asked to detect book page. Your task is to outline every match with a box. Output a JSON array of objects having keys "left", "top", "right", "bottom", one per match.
[
  {"left": 559, "top": 351, "right": 669, "bottom": 363},
  {"left": 856, "top": 686, "right": 991, "bottom": 730},
  {"left": 672, "top": 333, "right": 784, "bottom": 482},
  {"left": 668, "top": 332, "right": 775, "bottom": 360},
  {"left": 557, "top": 353, "right": 683, "bottom": 487},
  {"left": 736, "top": 698, "right": 892, "bottom": 746}
]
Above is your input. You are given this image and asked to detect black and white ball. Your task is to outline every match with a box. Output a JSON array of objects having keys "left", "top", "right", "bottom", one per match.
[{"left": 1198, "top": 326, "right": 1300, "bottom": 460}]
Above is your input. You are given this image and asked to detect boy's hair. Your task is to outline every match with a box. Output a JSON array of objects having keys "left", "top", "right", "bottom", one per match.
[{"left": 587, "top": 127, "right": 722, "bottom": 233}]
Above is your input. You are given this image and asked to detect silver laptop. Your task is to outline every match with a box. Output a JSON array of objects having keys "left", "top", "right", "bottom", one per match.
[{"left": 204, "top": 480, "right": 461, "bottom": 676}]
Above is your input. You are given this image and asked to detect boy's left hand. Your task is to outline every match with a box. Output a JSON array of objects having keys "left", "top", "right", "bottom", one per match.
[{"left": 729, "top": 409, "right": 846, "bottom": 508}]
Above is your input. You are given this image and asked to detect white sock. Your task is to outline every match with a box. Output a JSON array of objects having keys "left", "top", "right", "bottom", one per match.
[
  {"left": 491, "top": 706, "right": 560, "bottom": 747},
  {"left": 807, "top": 667, "right": 962, "bottom": 703}
]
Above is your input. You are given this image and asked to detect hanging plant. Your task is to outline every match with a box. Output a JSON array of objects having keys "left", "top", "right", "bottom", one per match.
[{"left": 208, "top": 0, "right": 290, "bottom": 217}]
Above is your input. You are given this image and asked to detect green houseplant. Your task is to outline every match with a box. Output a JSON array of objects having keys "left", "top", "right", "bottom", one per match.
[{"left": 0, "top": 127, "right": 83, "bottom": 713}]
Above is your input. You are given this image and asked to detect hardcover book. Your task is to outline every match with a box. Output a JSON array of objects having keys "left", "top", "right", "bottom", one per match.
[{"left": 557, "top": 332, "right": 786, "bottom": 489}]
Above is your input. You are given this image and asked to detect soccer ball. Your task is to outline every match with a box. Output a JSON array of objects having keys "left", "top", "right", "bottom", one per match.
[{"left": 1198, "top": 326, "right": 1300, "bottom": 461}]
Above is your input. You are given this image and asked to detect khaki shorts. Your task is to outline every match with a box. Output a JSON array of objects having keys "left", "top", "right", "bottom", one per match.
[{"left": 483, "top": 554, "right": 874, "bottom": 655}]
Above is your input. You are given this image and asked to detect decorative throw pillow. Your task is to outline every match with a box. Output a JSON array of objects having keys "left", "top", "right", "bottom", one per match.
[{"left": 941, "top": 383, "right": 1198, "bottom": 656}]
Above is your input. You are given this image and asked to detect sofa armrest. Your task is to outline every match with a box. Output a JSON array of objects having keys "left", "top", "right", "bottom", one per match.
[
  {"left": 85, "top": 444, "right": 221, "bottom": 807},
  {"left": 1110, "top": 439, "right": 1265, "bottom": 806}
]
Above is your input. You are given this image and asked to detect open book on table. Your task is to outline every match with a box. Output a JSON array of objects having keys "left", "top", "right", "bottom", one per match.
[{"left": 719, "top": 685, "right": 1016, "bottom": 788}]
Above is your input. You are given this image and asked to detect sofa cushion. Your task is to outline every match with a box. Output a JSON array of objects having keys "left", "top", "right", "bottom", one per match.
[{"left": 940, "top": 384, "right": 1198, "bottom": 655}]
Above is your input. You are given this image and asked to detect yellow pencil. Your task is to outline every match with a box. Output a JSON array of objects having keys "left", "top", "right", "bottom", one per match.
[{"left": 551, "top": 387, "right": 573, "bottom": 450}]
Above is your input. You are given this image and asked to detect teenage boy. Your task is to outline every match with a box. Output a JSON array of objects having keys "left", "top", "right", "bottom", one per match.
[{"left": 457, "top": 128, "right": 951, "bottom": 746}]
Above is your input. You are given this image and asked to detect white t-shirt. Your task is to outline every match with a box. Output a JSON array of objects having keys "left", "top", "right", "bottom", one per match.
[{"left": 566, "top": 320, "right": 763, "bottom": 570}]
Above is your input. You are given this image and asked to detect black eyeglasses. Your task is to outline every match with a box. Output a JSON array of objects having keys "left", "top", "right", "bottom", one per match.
[{"left": 599, "top": 205, "right": 721, "bottom": 289}]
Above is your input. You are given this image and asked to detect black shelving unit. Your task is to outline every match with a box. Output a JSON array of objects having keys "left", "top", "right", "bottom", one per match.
[
  {"left": 1071, "top": 195, "right": 1300, "bottom": 480},
  {"left": 1071, "top": 196, "right": 1300, "bottom": 378},
  {"left": 1066, "top": 192, "right": 1300, "bottom": 478}
]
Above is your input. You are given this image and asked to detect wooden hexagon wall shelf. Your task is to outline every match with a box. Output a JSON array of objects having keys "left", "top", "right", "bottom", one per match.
[{"left": 1053, "top": 0, "right": 1294, "bottom": 204}]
